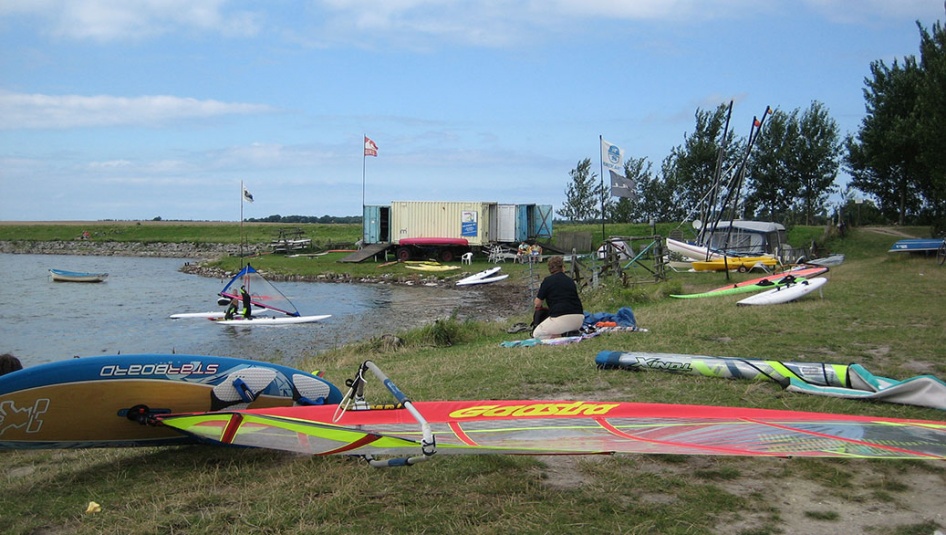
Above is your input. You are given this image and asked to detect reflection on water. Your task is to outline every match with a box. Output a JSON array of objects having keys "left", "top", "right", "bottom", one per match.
[{"left": 0, "top": 254, "right": 489, "bottom": 368}]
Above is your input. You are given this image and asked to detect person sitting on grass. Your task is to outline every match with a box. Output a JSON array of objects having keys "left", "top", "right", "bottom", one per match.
[{"left": 531, "top": 255, "right": 584, "bottom": 340}]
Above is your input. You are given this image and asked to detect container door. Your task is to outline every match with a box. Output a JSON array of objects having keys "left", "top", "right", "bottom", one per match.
[
  {"left": 533, "top": 205, "right": 553, "bottom": 239},
  {"left": 497, "top": 204, "right": 517, "bottom": 243},
  {"left": 362, "top": 205, "right": 386, "bottom": 244}
]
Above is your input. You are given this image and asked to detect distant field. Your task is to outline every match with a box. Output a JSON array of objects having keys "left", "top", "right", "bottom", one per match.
[
  {"left": 0, "top": 221, "right": 362, "bottom": 246},
  {"left": 0, "top": 220, "right": 928, "bottom": 259}
]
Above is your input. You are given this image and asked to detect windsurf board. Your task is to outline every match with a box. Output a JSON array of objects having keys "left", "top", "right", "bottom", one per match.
[
  {"left": 211, "top": 314, "right": 332, "bottom": 326},
  {"left": 405, "top": 264, "right": 460, "bottom": 272},
  {"left": 456, "top": 272, "right": 508, "bottom": 286},
  {"left": 455, "top": 266, "right": 501, "bottom": 285},
  {"left": 0, "top": 354, "right": 343, "bottom": 449},
  {"left": 737, "top": 277, "right": 828, "bottom": 306},
  {"left": 170, "top": 307, "right": 273, "bottom": 319},
  {"left": 671, "top": 275, "right": 807, "bottom": 299},
  {"left": 707, "top": 265, "right": 828, "bottom": 293}
]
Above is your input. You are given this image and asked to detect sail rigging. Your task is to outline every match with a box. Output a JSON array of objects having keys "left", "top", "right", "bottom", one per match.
[{"left": 218, "top": 264, "right": 300, "bottom": 316}]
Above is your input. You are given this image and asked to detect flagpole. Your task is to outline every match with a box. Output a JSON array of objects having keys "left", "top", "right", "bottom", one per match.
[
  {"left": 239, "top": 180, "right": 245, "bottom": 266},
  {"left": 599, "top": 135, "right": 605, "bottom": 241},
  {"left": 362, "top": 134, "right": 366, "bottom": 215}
]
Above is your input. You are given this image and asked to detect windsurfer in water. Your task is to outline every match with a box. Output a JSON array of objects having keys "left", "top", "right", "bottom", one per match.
[
  {"left": 224, "top": 297, "right": 239, "bottom": 320},
  {"left": 240, "top": 285, "right": 252, "bottom": 319},
  {"left": 532, "top": 256, "right": 584, "bottom": 339}
]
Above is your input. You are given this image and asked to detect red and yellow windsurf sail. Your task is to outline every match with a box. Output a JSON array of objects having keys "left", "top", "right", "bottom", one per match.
[{"left": 158, "top": 400, "right": 946, "bottom": 460}]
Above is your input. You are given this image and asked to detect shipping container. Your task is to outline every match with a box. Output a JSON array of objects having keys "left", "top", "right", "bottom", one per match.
[
  {"left": 358, "top": 200, "right": 553, "bottom": 262},
  {"left": 389, "top": 201, "right": 497, "bottom": 246}
]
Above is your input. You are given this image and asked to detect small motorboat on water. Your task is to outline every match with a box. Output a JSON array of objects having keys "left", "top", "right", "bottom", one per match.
[{"left": 49, "top": 268, "right": 109, "bottom": 283}]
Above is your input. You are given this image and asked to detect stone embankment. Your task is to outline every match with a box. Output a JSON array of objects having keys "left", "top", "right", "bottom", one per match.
[
  {"left": 177, "top": 260, "right": 366, "bottom": 284},
  {"left": 0, "top": 240, "right": 251, "bottom": 258}
]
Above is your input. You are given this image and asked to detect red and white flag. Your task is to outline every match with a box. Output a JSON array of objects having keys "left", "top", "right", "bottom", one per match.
[{"left": 364, "top": 136, "right": 378, "bottom": 157}]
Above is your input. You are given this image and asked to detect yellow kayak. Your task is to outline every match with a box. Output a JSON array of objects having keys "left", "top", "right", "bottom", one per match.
[
  {"left": 405, "top": 264, "right": 460, "bottom": 272},
  {"left": 691, "top": 256, "right": 778, "bottom": 272}
]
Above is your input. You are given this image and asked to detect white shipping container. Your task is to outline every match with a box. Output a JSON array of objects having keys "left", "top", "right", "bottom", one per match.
[{"left": 390, "top": 201, "right": 497, "bottom": 246}]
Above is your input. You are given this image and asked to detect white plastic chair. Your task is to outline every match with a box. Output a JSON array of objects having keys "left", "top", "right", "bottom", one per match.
[
  {"left": 461, "top": 252, "right": 473, "bottom": 265},
  {"left": 488, "top": 246, "right": 505, "bottom": 263}
]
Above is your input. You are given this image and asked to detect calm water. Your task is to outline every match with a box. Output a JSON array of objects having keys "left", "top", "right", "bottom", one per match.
[{"left": 0, "top": 254, "right": 488, "bottom": 368}]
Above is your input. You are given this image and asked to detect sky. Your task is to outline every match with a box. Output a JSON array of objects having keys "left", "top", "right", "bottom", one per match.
[{"left": 1, "top": 1, "right": 944, "bottom": 222}]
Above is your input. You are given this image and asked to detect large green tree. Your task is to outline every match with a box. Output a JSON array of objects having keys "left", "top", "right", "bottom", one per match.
[
  {"left": 609, "top": 156, "right": 654, "bottom": 223},
  {"left": 916, "top": 21, "right": 946, "bottom": 228},
  {"left": 746, "top": 110, "right": 794, "bottom": 221},
  {"left": 789, "top": 101, "right": 842, "bottom": 224},
  {"left": 560, "top": 158, "right": 602, "bottom": 222},
  {"left": 845, "top": 56, "right": 924, "bottom": 225},
  {"left": 665, "top": 104, "right": 741, "bottom": 221},
  {"left": 845, "top": 21, "right": 946, "bottom": 228}
]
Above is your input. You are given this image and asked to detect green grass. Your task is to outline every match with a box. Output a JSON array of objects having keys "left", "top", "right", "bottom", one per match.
[
  {"left": 0, "top": 221, "right": 360, "bottom": 248},
  {"left": 1, "top": 225, "right": 945, "bottom": 534}
]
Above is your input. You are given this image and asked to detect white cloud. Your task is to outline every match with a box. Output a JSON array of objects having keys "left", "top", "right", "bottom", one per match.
[
  {"left": 0, "top": 91, "right": 274, "bottom": 129},
  {"left": 300, "top": 0, "right": 936, "bottom": 49},
  {"left": 4, "top": 0, "right": 936, "bottom": 47},
  {"left": 0, "top": 0, "right": 261, "bottom": 41}
]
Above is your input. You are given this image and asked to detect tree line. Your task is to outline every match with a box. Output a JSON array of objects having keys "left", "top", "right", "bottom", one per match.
[{"left": 561, "top": 20, "right": 946, "bottom": 235}]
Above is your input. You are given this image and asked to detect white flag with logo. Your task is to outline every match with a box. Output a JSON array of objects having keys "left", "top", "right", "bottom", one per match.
[{"left": 601, "top": 138, "right": 623, "bottom": 173}]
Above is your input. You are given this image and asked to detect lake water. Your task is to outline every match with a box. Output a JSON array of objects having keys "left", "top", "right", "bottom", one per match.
[{"left": 0, "top": 254, "right": 489, "bottom": 368}]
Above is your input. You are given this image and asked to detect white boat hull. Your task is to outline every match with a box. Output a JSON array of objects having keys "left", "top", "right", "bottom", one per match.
[{"left": 666, "top": 238, "right": 723, "bottom": 261}]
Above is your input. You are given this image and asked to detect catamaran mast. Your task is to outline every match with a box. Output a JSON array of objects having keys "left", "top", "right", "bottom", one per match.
[{"left": 698, "top": 101, "right": 733, "bottom": 247}]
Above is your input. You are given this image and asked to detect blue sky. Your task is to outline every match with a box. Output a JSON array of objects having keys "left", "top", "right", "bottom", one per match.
[{"left": 1, "top": 1, "right": 943, "bottom": 222}]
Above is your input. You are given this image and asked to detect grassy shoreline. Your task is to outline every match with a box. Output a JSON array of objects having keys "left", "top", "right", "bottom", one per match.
[{"left": 3, "top": 224, "right": 945, "bottom": 534}]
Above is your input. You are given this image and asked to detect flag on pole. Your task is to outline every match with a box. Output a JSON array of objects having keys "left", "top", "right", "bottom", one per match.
[
  {"left": 243, "top": 186, "right": 254, "bottom": 203},
  {"left": 609, "top": 170, "right": 636, "bottom": 199},
  {"left": 601, "top": 138, "right": 623, "bottom": 173},
  {"left": 364, "top": 136, "right": 378, "bottom": 157}
]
